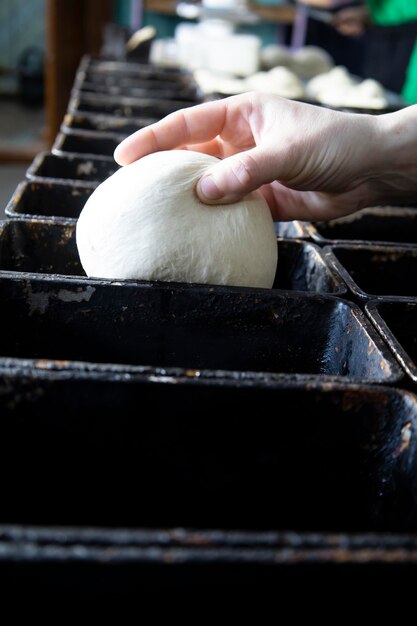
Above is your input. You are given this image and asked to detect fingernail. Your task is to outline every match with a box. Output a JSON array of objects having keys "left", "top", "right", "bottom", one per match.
[
  {"left": 198, "top": 175, "right": 223, "bottom": 201},
  {"left": 113, "top": 145, "right": 125, "bottom": 165}
]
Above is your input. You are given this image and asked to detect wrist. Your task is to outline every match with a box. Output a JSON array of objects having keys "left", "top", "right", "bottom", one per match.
[{"left": 367, "top": 105, "right": 417, "bottom": 206}]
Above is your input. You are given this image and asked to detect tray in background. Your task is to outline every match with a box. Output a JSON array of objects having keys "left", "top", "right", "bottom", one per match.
[
  {"left": 68, "top": 92, "right": 193, "bottom": 118},
  {"left": 325, "top": 244, "right": 417, "bottom": 301},
  {"left": 52, "top": 130, "right": 125, "bottom": 158},
  {"left": 73, "top": 77, "right": 201, "bottom": 102},
  {"left": 5, "top": 182, "right": 93, "bottom": 222},
  {"left": 26, "top": 152, "right": 118, "bottom": 187},
  {"left": 367, "top": 300, "right": 417, "bottom": 386},
  {"left": 308, "top": 207, "right": 417, "bottom": 247},
  {"left": 62, "top": 112, "right": 156, "bottom": 134}
]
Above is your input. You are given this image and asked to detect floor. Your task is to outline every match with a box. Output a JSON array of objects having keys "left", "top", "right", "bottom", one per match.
[
  {"left": 0, "top": 99, "right": 46, "bottom": 157},
  {"left": 0, "top": 98, "right": 47, "bottom": 217}
]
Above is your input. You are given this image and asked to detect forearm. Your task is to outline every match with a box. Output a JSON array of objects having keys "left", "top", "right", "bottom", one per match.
[
  {"left": 297, "top": 0, "right": 352, "bottom": 8},
  {"left": 368, "top": 105, "right": 417, "bottom": 206}
]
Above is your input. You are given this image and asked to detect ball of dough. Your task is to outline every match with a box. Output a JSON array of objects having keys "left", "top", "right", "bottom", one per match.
[
  {"left": 306, "top": 66, "right": 354, "bottom": 99},
  {"left": 358, "top": 78, "right": 385, "bottom": 99},
  {"left": 260, "top": 44, "right": 294, "bottom": 70},
  {"left": 193, "top": 69, "right": 248, "bottom": 95},
  {"left": 268, "top": 67, "right": 305, "bottom": 99},
  {"left": 246, "top": 67, "right": 305, "bottom": 99},
  {"left": 76, "top": 150, "right": 278, "bottom": 289},
  {"left": 292, "top": 46, "right": 334, "bottom": 80},
  {"left": 314, "top": 77, "right": 387, "bottom": 109}
]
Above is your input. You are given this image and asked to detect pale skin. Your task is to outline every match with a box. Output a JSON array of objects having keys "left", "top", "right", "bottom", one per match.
[
  {"left": 297, "top": 0, "right": 371, "bottom": 37},
  {"left": 114, "top": 92, "right": 417, "bottom": 221}
]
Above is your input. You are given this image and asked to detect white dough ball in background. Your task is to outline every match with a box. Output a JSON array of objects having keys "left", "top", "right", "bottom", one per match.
[
  {"left": 315, "top": 77, "right": 387, "bottom": 109},
  {"left": 268, "top": 66, "right": 305, "bottom": 98},
  {"left": 356, "top": 78, "right": 385, "bottom": 99},
  {"left": 246, "top": 67, "right": 305, "bottom": 99},
  {"left": 306, "top": 66, "right": 355, "bottom": 99},
  {"left": 76, "top": 150, "right": 278, "bottom": 289},
  {"left": 193, "top": 69, "right": 248, "bottom": 95},
  {"left": 318, "top": 86, "right": 387, "bottom": 109},
  {"left": 245, "top": 71, "right": 270, "bottom": 90},
  {"left": 292, "top": 46, "right": 334, "bottom": 80},
  {"left": 148, "top": 38, "right": 180, "bottom": 68},
  {"left": 260, "top": 44, "right": 294, "bottom": 70},
  {"left": 313, "top": 86, "right": 352, "bottom": 108},
  {"left": 345, "top": 92, "right": 387, "bottom": 109}
]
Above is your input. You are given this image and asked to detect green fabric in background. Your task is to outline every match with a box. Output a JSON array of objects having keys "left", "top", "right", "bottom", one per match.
[
  {"left": 367, "top": 0, "right": 417, "bottom": 102},
  {"left": 402, "top": 40, "right": 417, "bottom": 102},
  {"left": 367, "top": 0, "right": 417, "bottom": 25}
]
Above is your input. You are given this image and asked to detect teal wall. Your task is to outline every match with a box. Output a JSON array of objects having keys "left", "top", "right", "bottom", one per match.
[
  {"left": 0, "top": 0, "right": 45, "bottom": 69},
  {"left": 115, "top": 0, "right": 285, "bottom": 45}
]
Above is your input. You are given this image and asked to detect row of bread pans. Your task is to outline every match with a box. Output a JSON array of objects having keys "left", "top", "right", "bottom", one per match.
[
  {"left": 53, "top": 54, "right": 203, "bottom": 158},
  {"left": 8, "top": 57, "right": 399, "bottom": 391},
  {"left": 3, "top": 231, "right": 417, "bottom": 586},
  {"left": 0, "top": 217, "right": 400, "bottom": 385},
  {"left": 4, "top": 53, "right": 417, "bottom": 386},
  {"left": 1, "top": 372, "right": 417, "bottom": 595},
  {"left": 3, "top": 56, "right": 417, "bottom": 590},
  {"left": 277, "top": 209, "right": 417, "bottom": 385},
  {"left": 278, "top": 208, "right": 417, "bottom": 302},
  {"left": 6, "top": 174, "right": 417, "bottom": 385},
  {"left": 12, "top": 157, "right": 417, "bottom": 303}
]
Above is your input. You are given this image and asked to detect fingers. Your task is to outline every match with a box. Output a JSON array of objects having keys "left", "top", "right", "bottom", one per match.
[
  {"left": 114, "top": 99, "right": 229, "bottom": 165},
  {"left": 196, "top": 145, "right": 281, "bottom": 204},
  {"left": 261, "top": 181, "right": 371, "bottom": 222},
  {"left": 180, "top": 138, "right": 225, "bottom": 158}
]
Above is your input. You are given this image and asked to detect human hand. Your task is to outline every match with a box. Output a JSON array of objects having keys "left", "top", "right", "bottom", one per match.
[
  {"left": 296, "top": 0, "right": 333, "bottom": 8},
  {"left": 331, "top": 5, "right": 370, "bottom": 37},
  {"left": 114, "top": 93, "right": 417, "bottom": 221}
]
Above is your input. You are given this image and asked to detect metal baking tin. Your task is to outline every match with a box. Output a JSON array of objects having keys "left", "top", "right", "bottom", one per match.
[
  {"left": 367, "top": 300, "right": 417, "bottom": 385},
  {"left": 52, "top": 130, "right": 126, "bottom": 158},
  {"left": 68, "top": 92, "right": 193, "bottom": 118},
  {"left": 26, "top": 152, "right": 118, "bottom": 187},
  {"left": 0, "top": 376, "right": 413, "bottom": 533},
  {"left": 275, "top": 220, "right": 310, "bottom": 239},
  {"left": 0, "top": 220, "right": 345, "bottom": 295},
  {"left": 5, "top": 182, "right": 93, "bottom": 222},
  {"left": 324, "top": 244, "right": 417, "bottom": 301},
  {"left": 306, "top": 207, "right": 417, "bottom": 247},
  {"left": 73, "top": 76, "right": 201, "bottom": 102},
  {"left": 62, "top": 112, "right": 157, "bottom": 134},
  {"left": 0, "top": 275, "right": 401, "bottom": 384}
]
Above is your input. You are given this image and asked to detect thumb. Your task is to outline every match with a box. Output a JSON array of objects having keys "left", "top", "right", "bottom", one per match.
[{"left": 196, "top": 147, "right": 279, "bottom": 204}]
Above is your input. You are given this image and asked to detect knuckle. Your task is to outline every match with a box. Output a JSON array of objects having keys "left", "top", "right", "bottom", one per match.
[{"left": 230, "top": 153, "right": 258, "bottom": 187}]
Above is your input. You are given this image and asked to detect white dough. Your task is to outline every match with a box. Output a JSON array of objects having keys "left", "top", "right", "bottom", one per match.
[
  {"left": 268, "top": 66, "right": 305, "bottom": 98},
  {"left": 358, "top": 78, "right": 385, "bottom": 99},
  {"left": 306, "top": 66, "right": 355, "bottom": 99},
  {"left": 76, "top": 150, "right": 278, "bottom": 289},
  {"left": 306, "top": 67, "right": 387, "bottom": 108},
  {"left": 260, "top": 44, "right": 294, "bottom": 70},
  {"left": 193, "top": 69, "right": 248, "bottom": 95},
  {"left": 316, "top": 84, "right": 387, "bottom": 109},
  {"left": 314, "top": 76, "right": 387, "bottom": 109},
  {"left": 246, "top": 67, "right": 305, "bottom": 99},
  {"left": 292, "top": 46, "right": 334, "bottom": 80},
  {"left": 260, "top": 45, "right": 334, "bottom": 79}
]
